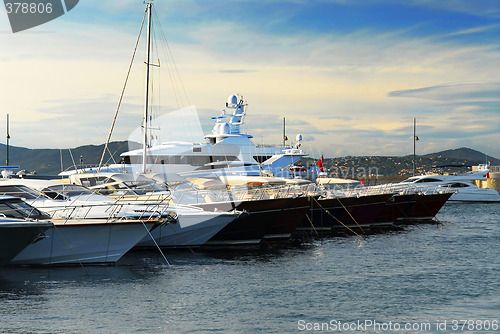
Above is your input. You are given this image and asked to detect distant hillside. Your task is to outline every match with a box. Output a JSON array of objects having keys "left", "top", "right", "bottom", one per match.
[
  {"left": 0, "top": 141, "right": 140, "bottom": 175},
  {"left": 304, "top": 147, "right": 499, "bottom": 179},
  {"left": 422, "top": 147, "right": 500, "bottom": 164},
  {"left": 0, "top": 143, "right": 498, "bottom": 176}
]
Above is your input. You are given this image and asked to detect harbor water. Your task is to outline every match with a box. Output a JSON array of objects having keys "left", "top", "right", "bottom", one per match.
[{"left": 1, "top": 203, "right": 499, "bottom": 333}]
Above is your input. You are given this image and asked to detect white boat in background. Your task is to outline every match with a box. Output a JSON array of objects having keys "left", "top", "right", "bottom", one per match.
[
  {"left": 56, "top": 3, "right": 315, "bottom": 183},
  {"left": 369, "top": 164, "right": 500, "bottom": 203}
]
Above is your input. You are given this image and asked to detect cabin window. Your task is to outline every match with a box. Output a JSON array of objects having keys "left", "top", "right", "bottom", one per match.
[
  {"left": 415, "top": 178, "right": 442, "bottom": 183},
  {"left": 0, "top": 185, "right": 41, "bottom": 199}
]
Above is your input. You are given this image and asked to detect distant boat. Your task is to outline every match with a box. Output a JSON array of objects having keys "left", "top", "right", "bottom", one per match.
[{"left": 396, "top": 164, "right": 500, "bottom": 202}]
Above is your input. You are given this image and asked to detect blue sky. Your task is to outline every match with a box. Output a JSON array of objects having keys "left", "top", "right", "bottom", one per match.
[{"left": 1, "top": 0, "right": 499, "bottom": 160}]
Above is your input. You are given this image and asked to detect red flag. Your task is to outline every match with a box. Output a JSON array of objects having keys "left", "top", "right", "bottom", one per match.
[{"left": 317, "top": 155, "right": 324, "bottom": 172}]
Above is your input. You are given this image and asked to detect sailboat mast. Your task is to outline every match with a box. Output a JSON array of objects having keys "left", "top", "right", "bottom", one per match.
[{"left": 142, "top": 2, "right": 152, "bottom": 174}]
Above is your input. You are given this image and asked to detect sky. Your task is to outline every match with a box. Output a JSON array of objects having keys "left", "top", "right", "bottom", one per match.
[{"left": 1, "top": 0, "right": 499, "bottom": 160}]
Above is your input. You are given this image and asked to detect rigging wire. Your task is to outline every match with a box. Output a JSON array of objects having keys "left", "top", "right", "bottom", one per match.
[
  {"left": 152, "top": 7, "right": 191, "bottom": 108},
  {"left": 98, "top": 8, "right": 148, "bottom": 172}
]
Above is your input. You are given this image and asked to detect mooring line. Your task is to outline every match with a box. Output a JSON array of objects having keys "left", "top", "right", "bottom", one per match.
[
  {"left": 312, "top": 197, "right": 366, "bottom": 240},
  {"left": 335, "top": 196, "right": 365, "bottom": 234},
  {"left": 142, "top": 221, "right": 171, "bottom": 267}
]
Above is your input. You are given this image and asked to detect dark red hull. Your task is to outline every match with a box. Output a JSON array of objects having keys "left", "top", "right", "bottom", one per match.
[
  {"left": 263, "top": 196, "right": 314, "bottom": 241},
  {"left": 396, "top": 192, "right": 452, "bottom": 222},
  {"left": 374, "top": 193, "right": 419, "bottom": 224},
  {"left": 195, "top": 197, "right": 291, "bottom": 245},
  {"left": 295, "top": 193, "right": 392, "bottom": 236}
]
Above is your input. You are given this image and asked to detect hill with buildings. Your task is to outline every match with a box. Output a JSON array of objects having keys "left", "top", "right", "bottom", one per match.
[{"left": 0, "top": 143, "right": 497, "bottom": 177}]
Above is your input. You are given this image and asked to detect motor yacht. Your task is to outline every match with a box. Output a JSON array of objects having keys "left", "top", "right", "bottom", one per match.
[
  {"left": 395, "top": 164, "right": 500, "bottom": 202},
  {"left": 0, "top": 195, "right": 53, "bottom": 266},
  {"left": 0, "top": 178, "right": 163, "bottom": 265},
  {"left": 60, "top": 94, "right": 313, "bottom": 182}
]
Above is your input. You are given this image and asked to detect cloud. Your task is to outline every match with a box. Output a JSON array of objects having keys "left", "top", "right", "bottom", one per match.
[{"left": 388, "top": 82, "right": 500, "bottom": 102}]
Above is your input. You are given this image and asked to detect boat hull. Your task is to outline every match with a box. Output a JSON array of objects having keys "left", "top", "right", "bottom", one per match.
[
  {"left": 374, "top": 193, "right": 419, "bottom": 225},
  {"left": 396, "top": 192, "right": 452, "bottom": 222},
  {"left": 263, "top": 196, "right": 313, "bottom": 241},
  {"left": 135, "top": 211, "right": 236, "bottom": 248},
  {"left": 295, "top": 193, "right": 392, "bottom": 236},
  {"left": 10, "top": 220, "right": 157, "bottom": 265},
  {"left": 196, "top": 198, "right": 287, "bottom": 245},
  {"left": 0, "top": 220, "right": 52, "bottom": 266}
]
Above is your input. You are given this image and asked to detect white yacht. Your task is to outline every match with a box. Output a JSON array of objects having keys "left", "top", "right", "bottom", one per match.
[
  {"left": 65, "top": 172, "right": 239, "bottom": 248},
  {"left": 374, "top": 164, "right": 500, "bottom": 202},
  {"left": 0, "top": 178, "right": 167, "bottom": 220},
  {"left": 61, "top": 95, "right": 312, "bottom": 182},
  {"left": 0, "top": 178, "right": 163, "bottom": 265}
]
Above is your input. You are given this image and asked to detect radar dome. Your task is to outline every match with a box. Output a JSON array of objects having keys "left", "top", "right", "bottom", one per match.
[{"left": 227, "top": 95, "right": 238, "bottom": 105}]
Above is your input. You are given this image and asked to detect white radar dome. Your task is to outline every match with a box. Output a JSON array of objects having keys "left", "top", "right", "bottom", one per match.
[
  {"left": 227, "top": 95, "right": 238, "bottom": 105},
  {"left": 296, "top": 134, "right": 303, "bottom": 141}
]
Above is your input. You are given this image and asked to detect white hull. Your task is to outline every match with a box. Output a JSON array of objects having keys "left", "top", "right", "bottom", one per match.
[
  {"left": 11, "top": 220, "right": 156, "bottom": 265},
  {"left": 136, "top": 211, "right": 236, "bottom": 248},
  {"left": 448, "top": 188, "right": 500, "bottom": 202},
  {"left": 0, "top": 219, "right": 53, "bottom": 266}
]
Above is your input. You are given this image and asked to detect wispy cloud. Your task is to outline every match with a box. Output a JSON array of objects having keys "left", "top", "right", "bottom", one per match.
[{"left": 448, "top": 24, "right": 500, "bottom": 36}]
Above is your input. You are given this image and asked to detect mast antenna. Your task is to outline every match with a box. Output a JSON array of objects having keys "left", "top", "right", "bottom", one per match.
[{"left": 6, "top": 114, "right": 10, "bottom": 166}]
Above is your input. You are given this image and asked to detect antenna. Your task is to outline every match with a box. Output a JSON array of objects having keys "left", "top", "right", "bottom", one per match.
[{"left": 6, "top": 114, "right": 10, "bottom": 166}]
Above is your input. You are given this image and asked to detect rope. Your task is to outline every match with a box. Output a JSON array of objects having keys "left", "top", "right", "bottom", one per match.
[
  {"left": 141, "top": 220, "right": 171, "bottom": 266},
  {"left": 335, "top": 196, "right": 365, "bottom": 234},
  {"left": 312, "top": 197, "right": 366, "bottom": 240},
  {"left": 304, "top": 213, "right": 319, "bottom": 237}
]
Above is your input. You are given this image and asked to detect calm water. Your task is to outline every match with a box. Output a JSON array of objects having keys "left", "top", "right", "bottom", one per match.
[{"left": 1, "top": 203, "right": 499, "bottom": 333}]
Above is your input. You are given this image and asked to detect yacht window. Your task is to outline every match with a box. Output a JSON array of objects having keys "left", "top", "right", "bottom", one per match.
[
  {"left": 415, "top": 178, "right": 443, "bottom": 183},
  {"left": 42, "top": 190, "right": 67, "bottom": 200},
  {"left": 0, "top": 185, "right": 43, "bottom": 199},
  {"left": 41, "top": 184, "right": 93, "bottom": 199},
  {"left": 448, "top": 183, "right": 469, "bottom": 188},
  {"left": 0, "top": 199, "right": 48, "bottom": 219},
  {"left": 0, "top": 202, "right": 25, "bottom": 218},
  {"left": 79, "top": 176, "right": 108, "bottom": 187}
]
